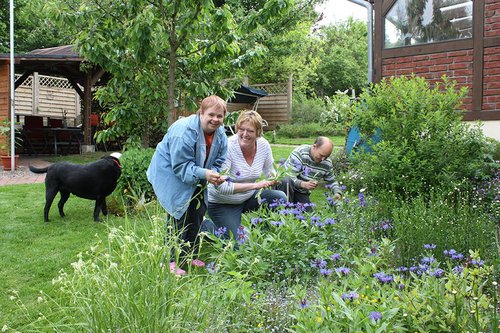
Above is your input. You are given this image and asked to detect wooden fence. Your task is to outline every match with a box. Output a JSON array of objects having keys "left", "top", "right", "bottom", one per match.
[
  {"left": 14, "top": 73, "right": 81, "bottom": 127},
  {"left": 252, "top": 76, "right": 292, "bottom": 130}
]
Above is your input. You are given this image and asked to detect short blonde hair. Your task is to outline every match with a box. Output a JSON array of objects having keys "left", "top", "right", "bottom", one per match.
[
  {"left": 198, "top": 95, "right": 227, "bottom": 115},
  {"left": 236, "top": 110, "right": 264, "bottom": 137}
]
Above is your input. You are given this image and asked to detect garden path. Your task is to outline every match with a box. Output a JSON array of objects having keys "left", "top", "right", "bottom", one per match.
[{"left": 0, "top": 156, "right": 50, "bottom": 186}]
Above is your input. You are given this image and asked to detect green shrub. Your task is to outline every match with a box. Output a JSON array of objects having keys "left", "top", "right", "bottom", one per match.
[
  {"left": 116, "top": 148, "right": 155, "bottom": 208},
  {"left": 291, "top": 94, "right": 325, "bottom": 124},
  {"left": 276, "top": 123, "right": 339, "bottom": 138},
  {"left": 350, "top": 75, "right": 494, "bottom": 197},
  {"left": 321, "top": 90, "right": 356, "bottom": 133}
]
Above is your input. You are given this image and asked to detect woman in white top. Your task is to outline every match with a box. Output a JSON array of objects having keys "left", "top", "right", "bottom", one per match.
[{"left": 207, "top": 110, "right": 287, "bottom": 241}]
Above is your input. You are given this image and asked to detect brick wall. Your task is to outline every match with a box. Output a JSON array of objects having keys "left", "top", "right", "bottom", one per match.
[
  {"left": 0, "top": 61, "right": 10, "bottom": 155},
  {"left": 483, "top": 46, "right": 500, "bottom": 111},
  {"left": 382, "top": 50, "right": 474, "bottom": 111},
  {"left": 485, "top": 0, "right": 500, "bottom": 38}
]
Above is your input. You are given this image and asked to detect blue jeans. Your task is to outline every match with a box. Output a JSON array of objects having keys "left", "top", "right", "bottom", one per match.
[{"left": 208, "top": 189, "right": 287, "bottom": 240}]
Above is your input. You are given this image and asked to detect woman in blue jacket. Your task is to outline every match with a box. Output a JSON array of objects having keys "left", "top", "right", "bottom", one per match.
[{"left": 147, "top": 95, "right": 228, "bottom": 275}]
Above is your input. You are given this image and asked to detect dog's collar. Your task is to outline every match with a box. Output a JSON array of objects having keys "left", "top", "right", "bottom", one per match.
[{"left": 112, "top": 158, "right": 122, "bottom": 169}]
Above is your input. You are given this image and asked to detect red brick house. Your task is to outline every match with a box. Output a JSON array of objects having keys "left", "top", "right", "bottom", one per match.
[{"left": 368, "top": 0, "right": 500, "bottom": 139}]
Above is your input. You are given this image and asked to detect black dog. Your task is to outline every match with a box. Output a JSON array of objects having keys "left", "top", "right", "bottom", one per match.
[{"left": 29, "top": 153, "right": 122, "bottom": 222}]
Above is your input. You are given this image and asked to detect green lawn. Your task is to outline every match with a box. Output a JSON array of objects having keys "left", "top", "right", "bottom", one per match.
[{"left": 0, "top": 143, "right": 337, "bottom": 328}]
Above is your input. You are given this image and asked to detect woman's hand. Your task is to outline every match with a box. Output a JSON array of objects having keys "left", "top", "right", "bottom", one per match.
[
  {"left": 206, "top": 170, "right": 225, "bottom": 185},
  {"left": 254, "top": 180, "right": 277, "bottom": 189}
]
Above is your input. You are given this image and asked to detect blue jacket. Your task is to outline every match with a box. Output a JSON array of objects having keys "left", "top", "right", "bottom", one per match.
[{"left": 147, "top": 114, "right": 227, "bottom": 219}]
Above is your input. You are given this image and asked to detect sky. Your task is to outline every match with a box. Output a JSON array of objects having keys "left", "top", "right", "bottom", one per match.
[{"left": 315, "top": 0, "right": 369, "bottom": 25}]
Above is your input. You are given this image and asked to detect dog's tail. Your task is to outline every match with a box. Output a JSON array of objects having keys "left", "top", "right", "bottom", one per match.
[{"left": 29, "top": 165, "right": 49, "bottom": 174}]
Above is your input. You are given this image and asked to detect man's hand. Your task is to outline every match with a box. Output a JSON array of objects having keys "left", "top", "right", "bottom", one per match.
[
  {"left": 333, "top": 193, "right": 342, "bottom": 201},
  {"left": 206, "top": 170, "right": 224, "bottom": 185},
  {"left": 300, "top": 180, "right": 318, "bottom": 190}
]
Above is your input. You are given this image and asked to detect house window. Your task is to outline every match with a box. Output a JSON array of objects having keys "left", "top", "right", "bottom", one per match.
[{"left": 384, "top": 0, "right": 473, "bottom": 48}]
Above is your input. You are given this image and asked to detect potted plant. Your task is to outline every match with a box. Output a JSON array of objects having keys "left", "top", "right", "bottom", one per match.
[{"left": 0, "top": 117, "right": 22, "bottom": 171}]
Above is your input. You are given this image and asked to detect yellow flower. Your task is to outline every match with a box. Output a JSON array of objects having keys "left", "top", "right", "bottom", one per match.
[
  {"left": 326, "top": 306, "right": 331, "bottom": 311},
  {"left": 317, "top": 316, "right": 323, "bottom": 323}
]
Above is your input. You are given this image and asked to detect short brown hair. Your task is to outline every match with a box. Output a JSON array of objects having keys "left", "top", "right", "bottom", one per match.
[
  {"left": 198, "top": 95, "right": 227, "bottom": 115},
  {"left": 236, "top": 110, "right": 264, "bottom": 137}
]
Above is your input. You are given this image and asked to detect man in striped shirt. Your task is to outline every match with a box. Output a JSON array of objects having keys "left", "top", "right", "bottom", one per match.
[{"left": 277, "top": 136, "right": 342, "bottom": 210}]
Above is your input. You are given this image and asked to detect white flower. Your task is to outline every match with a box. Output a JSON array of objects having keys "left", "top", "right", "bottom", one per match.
[
  {"left": 2, "top": 324, "right": 8, "bottom": 332},
  {"left": 37, "top": 296, "right": 44, "bottom": 303}
]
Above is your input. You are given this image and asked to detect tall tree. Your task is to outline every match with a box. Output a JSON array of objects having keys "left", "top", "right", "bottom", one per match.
[
  {"left": 49, "top": 0, "right": 297, "bottom": 147},
  {"left": 309, "top": 18, "right": 368, "bottom": 97}
]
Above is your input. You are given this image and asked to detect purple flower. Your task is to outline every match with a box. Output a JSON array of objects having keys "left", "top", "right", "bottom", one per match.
[
  {"left": 421, "top": 256, "right": 435, "bottom": 265},
  {"left": 335, "top": 267, "right": 350, "bottom": 275},
  {"left": 453, "top": 265, "right": 464, "bottom": 275},
  {"left": 424, "top": 243, "right": 436, "bottom": 250},
  {"left": 397, "top": 266, "right": 408, "bottom": 272},
  {"left": 331, "top": 253, "right": 341, "bottom": 261},
  {"left": 206, "top": 262, "right": 218, "bottom": 274},
  {"left": 341, "top": 291, "right": 359, "bottom": 301},
  {"left": 369, "top": 311, "right": 382, "bottom": 321},
  {"left": 431, "top": 268, "right": 445, "bottom": 278},
  {"left": 299, "top": 298, "right": 310, "bottom": 309},
  {"left": 451, "top": 253, "right": 464, "bottom": 261},
  {"left": 271, "top": 220, "right": 284, "bottom": 227},
  {"left": 236, "top": 225, "right": 247, "bottom": 245},
  {"left": 358, "top": 192, "right": 366, "bottom": 207},
  {"left": 324, "top": 218, "right": 336, "bottom": 225},
  {"left": 444, "top": 249, "right": 457, "bottom": 256},
  {"left": 251, "top": 217, "right": 263, "bottom": 225},
  {"left": 214, "top": 226, "right": 227, "bottom": 237},
  {"left": 471, "top": 259, "right": 484, "bottom": 266},
  {"left": 311, "top": 259, "right": 327, "bottom": 268},
  {"left": 373, "top": 272, "right": 393, "bottom": 284},
  {"left": 277, "top": 158, "right": 286, "bottom": 166},
  {"left": 320, "top": 268, "right": 333, "bottom": 276}
]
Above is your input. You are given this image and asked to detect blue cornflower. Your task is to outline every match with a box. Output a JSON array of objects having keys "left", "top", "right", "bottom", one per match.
[
  {"left": 335, "top": 267, "right": 350, "bottom": 275},
  {"left": 397, "top": 266, "right": 408, "bottom": 272},
  {"left": 444, "top": 249, "right": 457, "bottom": 256},
  {"left": 320, "top": 268, "right": 333, "bottom": 276},
  {"left": 358, "top": 192, "right": 366, "bottom": 207},
  {"left": 251, "top": 217, "right": 263, "bottom": 225},
  {"left": 451, "top": 253, "right": 464, "bottom": 261},
  {"left": 431, "top": 268, "right": 445, "bottom": 278},
  {"left": 311, "top": 259, "right": 327, "bottom": 268},
  {"left": 373, "top": 272, "right": 393, "bottom": 284},
  {"left": 409, "top": 266, "right": 419, "bottom": 272},
  {"left": 471, "top": 259, "right": 484, "bottom": 266},
  {"left": 326, "top": 196, "right": 335, "bottom": 206},
  {"left": 310, "top": 216, "right": 321, "bottom": 225},
  {"left": 277, "top": 158, "right": 286, "bottom": 166},
  {"left": 324, "top": 218, "right": 336, "bottom": 225},
  {"left": 341, "top": 291, "right": 359, "bottom": 301},
  {"left": 206, "top": 262, "right": 218, "bottom": 274},
  {"left": 453, "top": 265, "right": 464, "bottom": 275},
  {"left": 236, "top": 225, "right": 247, "bottom": 245},
  {"left": 214, "top": 226, "right": 227, "bottom": 237},
  {"left": 421, "top": 256, "right": 435, "bottom": 265},
  {"left": 331, "top": 253, "right": 341, "bottom": 261},
  {"left": 341, "top": 185, "right": 347, "bottom": 191},
  {"left": 271, "top": 220, "right": 284, "bottom": 227},
  {"left": 369, "top": 311, "right": 382, "bottom": 322},
  {"left": 299, "top": 298, "right": 310, "bottom": 309},
  {"left": 295, "top": 214, "right": 306, "bottom": 221},
  {"left": 424, "top": 243, "right": 436, "bottom": 250}
]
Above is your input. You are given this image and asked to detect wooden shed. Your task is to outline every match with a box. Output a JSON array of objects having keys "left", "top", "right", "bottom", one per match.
[{"left": 368, "top": 0, "right": 500, "bottom": 139}]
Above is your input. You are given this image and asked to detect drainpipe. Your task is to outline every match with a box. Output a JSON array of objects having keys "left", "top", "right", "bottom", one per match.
[{"left": 347, "top": 0, "right": 373, "bottom": 85}]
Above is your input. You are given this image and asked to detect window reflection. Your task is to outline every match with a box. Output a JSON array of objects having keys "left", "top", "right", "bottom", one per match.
[{"left": 384, "top": 0, "right": 472, "bottom": 48}]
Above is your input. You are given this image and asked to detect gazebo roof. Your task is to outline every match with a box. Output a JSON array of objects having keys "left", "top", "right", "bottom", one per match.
[{"left": 0, "top": 45, "right": 110, "bottom": 87}]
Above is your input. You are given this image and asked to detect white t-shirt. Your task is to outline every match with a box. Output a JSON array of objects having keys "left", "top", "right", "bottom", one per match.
[{"left": 208, "top": 135, "right": 275, "bottom": 204}]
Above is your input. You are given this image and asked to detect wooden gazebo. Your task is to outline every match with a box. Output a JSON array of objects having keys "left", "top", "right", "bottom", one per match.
[{"left": 0, "top": 45, "right": 110, "bottom": 150}]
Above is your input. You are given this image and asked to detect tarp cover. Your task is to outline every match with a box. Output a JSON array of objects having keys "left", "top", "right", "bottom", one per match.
[{"left": 228, "top": 85, "right": 268, "bottom": 104}]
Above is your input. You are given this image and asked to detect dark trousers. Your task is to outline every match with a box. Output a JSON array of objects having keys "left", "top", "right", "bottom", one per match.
[{"left": 174, "top": 181, "right": 206, "bottom": 261}]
